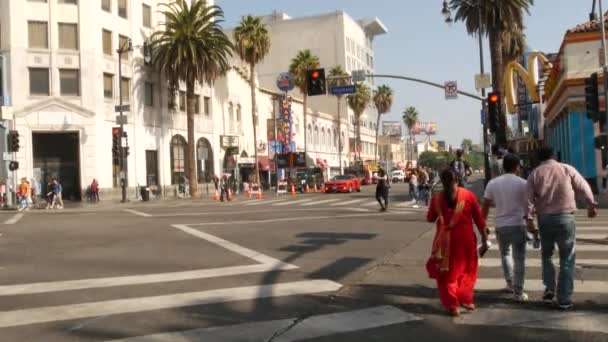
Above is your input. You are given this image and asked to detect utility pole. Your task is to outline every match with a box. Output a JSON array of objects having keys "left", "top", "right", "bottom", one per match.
[
  {"left": 477, "top": 1, "right": 491, "bottom": 186},
  {"left": 599, "top": 0, "right": 608, "bottom": 158},
  {"left": 117, "top": 39, "right": 132, "bottom": 203}
]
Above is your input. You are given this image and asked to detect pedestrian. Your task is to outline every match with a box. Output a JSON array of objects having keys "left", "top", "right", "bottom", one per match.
[
  {"left": 45, "top": 178, "right": 55, "bottom": 209},
  {"left": 409, "top": 170, "right": 419, "bottom": 205},
  {"left": 449, "top": 149, "right": 472, "bottom": 187},
  {"left": 52, "top": 179, "right": 64, "bottom": 209},
  {"left": 17, "top": 178, "right": 32, "bottom": 211},
  {"left": 0, "top": 179, "right": 6, "bottom": 208},
  {"left": 219, "top": 175, "right": 228, "bottom": 202},
  {"left": 481, "top": 153, "right": 530, "bottom": 302},
  {"left": 426, "top": 168, "right": 489, "bottom": 317},
  {"left": 90, "top": 179, "right": 100, "bottom": 203},
  {"left": 526, "top": 146, "right": 597, "bottom": 310},
  {"left": 375, "top": 168, "right": 389, "bottom": 211}
]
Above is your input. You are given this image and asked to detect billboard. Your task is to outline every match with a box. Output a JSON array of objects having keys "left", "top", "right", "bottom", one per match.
[
  {"left": 411, "top": 122, "right": 438, "bottom": 135},
  {"left": 382, "top": 121, "right": 402, "bottom": 137}
]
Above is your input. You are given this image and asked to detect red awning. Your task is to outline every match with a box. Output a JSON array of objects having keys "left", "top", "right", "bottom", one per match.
[
  {"left": 258, "top": 156, "right": 270, "bottom": 171},
  {"left": 316, "top": 158, "right": 328, "bottom": 169}
]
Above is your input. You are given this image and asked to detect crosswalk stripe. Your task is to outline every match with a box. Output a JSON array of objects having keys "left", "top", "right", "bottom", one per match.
[
  {"left": 475, "top": 278, "right": 608, "bottom": 293},
  {"left": 363, "top": 201, "right": 381, "bottom": 207},
  {"left": 489, "top": 244, "right": 608, "bottom": 252},
  {"left": 480, "top": 258, "right": 608, "bottom": 267},
  {"left": 271, "top": 199, "right": 312, "bottom": 206},
  {"left": 330, "top": 199, "right": 367, "bottom": 206},
  {"left": 110, "top": 305, "right": 421, "bottom": 342},
  {"left": 301, "top": 199, "right": 340, "bottom": 206},
  {"left": 489, "top": 234, "right": 607, "bottom": 240},
  {"left": 0, "top": 280, "right": 342, "bottom": 328},
  {"left": 244, "top": 199, "right": 284, "bottom": 206}
]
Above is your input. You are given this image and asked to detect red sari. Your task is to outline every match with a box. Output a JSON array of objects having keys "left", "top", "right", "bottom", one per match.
[{"left": 426, "top": 188, "right": 486, "bottom": 311}]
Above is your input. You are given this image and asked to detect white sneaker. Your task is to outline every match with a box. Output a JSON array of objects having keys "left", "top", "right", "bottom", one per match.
[
  {"left": 513, "top": 292, "right": 529, "bottom": 302},
  {"left": 412, "top": 205, "right": 420, "bottom": 209}
]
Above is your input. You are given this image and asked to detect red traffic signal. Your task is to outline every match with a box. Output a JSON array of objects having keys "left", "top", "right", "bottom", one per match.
[
  {"left": 311, "top": 70, "right": 319, "bottom": 79},
  {"left": 489, "top": 93, "right": 499, "bottom": 103},
  {"left": 112, "top": 127, "right": 120, "bottom": 136}
]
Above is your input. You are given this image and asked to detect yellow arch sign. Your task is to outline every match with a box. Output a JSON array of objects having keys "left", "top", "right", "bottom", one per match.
[{"left": 504, "top": 51, "right": 552, "bottom": 114}]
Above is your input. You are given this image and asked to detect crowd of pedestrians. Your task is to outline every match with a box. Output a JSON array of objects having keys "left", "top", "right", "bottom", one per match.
[{"left": 426, "top": 146, "right": 597, "bottom": 316}]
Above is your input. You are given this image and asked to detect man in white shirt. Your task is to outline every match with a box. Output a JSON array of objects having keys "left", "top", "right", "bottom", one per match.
[{"left": 482, "top": 153, "right": 529, "bottom": 302}]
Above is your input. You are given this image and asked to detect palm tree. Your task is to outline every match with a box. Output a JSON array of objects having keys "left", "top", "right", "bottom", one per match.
[
  {"left": 234, "top": 15, "right": 270, "bottom": 186},
  {"left": 502, "top": 19, "right": 527, "bottom": 64},
  {"left": 373, "top": 85, "right": 394, "bottom": 163},
  {"left": 402, "top": 106, "right": 419, "bottom": 163},
  {"left": 328, "top": 65, "right": 349, "bottom": 173},
  {"left": 461, "top": 138, "right": 473, "bottom": 152},
  {"left": 289, "top": 49, "right": 320, "bottom": 161},
  {"left": 347, "top": 82, "right": 371, "bottom": 162},
  {"left": 150, "top": 0, "right": 232, "bottom": 197},
  {"left": 450, "top": 0, "right": 533, "bottom": 144}
]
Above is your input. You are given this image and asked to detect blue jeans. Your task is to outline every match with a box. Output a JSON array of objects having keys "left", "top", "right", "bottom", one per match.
[
  {"left": 538, "top": 214, "right": 576, "bottom": 304},
  {"left": 495, "top": 225, "right": 527, "bottom": 294}
]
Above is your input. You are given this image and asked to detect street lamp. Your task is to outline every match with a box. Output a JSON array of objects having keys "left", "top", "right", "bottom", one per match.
[{"left": 441, "top": 0, "right": 492, "bottom": 185}]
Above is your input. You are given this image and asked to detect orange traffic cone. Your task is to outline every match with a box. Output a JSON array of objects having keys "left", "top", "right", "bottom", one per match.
[
  {"left": 246, "top": 190, "right": 251, "bottom": 199},
  {"left": 257, "top": 190, "right": 263, "bottom": 200},
  {"left": 290, "top": 185, "right": 297, "bottom": 196},
  {"left": 313, "top": 184, "right": 318, "bottom": 193},
  {"left": 321, "top": 183, "right": 326, "bottom": 193},
  {"left": 305, "top": 184, "right": 310, "bottom": 193},
  {"left": 227, "top": 189, "right": 233, "bottom": 201},
  {"left": 213, "top": 190, "right": 220, "bottom": 201}
]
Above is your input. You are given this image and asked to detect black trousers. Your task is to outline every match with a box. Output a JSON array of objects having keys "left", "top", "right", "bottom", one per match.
[{"left": 376, "top": 187, "right": 388, "bottom": 208}]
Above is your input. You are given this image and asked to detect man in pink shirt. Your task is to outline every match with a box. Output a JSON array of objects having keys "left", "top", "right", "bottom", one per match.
[{"left": 526, "top": 146, "right": 597, "bottom": 310}]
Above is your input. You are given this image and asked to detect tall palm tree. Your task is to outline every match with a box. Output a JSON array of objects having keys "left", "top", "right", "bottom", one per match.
[
  {"left": 328, "top": 65, "right": 349, "bottom": 173},
  {"left": 402, "top": 106, "right": 419, "bottom": 163},
  {"left": 150, "top": 0, "right": 233, "bottom": 197},
  {"left": 234, "top": 15, "right": 270, "bottom": 186},
  {"left": 502, "top": 19, "right": 527, "bottom": 64},
  {"left": 347, "top": 82, "right": 371, "bottom": 162},
  {"left": 450, "top": 0, "right": 533, "bottom": 144},
  {"left": 289, "top": 49, "right": 320, "bottom": 161},
  {"left": 373, "top": 85, "right": 394, "bottom": 163}
]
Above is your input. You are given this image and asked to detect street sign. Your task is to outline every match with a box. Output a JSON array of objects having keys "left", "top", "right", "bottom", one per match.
[
  {"left": 444, "top": 81, "right": 458, "bottom": 100},
  {"left": 351, "top": 70, "right": 366, "bottom": 82},
  {"left": 115, "top": 115, "right": 128, "bottom": 125},
  {"left": 226, "top": 146, "right": 239, "bottom": 156},
  {"left": 475, "top": 73, "right": 491, "bottom": 90},
  {"left": 220, "top": 135, "right": 239, "bottom": 148},
  {"left": 115, "top": 105, "right": 130, "bottom": 112},
  {"left": 276, "top": 72, "right": 295, "bottom": 92},
  {"left": 2, "top": 152, "right": 11, "bottom": 161},
  {"left": 330, "top": 84, "right": 356, "bottom": 95},
  {"left": 481, "top": 109, "right": 486, "bottom": 125}
]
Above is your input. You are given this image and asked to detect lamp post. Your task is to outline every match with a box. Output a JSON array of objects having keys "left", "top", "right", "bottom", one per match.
[{"left": 442, "top": 0, "right": 491, "bottom": 185}]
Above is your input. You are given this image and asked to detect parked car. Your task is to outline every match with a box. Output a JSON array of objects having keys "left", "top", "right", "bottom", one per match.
[
  {"left": 295, "top": 167, "right": 324, "bottom": 192},
  {"left": 324, "top": 174, "right": 362, "bottom": 193},
  {"left": 391, "top": 170, "right": 405, "bottom": 183}
]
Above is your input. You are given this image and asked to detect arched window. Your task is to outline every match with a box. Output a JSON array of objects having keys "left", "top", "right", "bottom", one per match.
[
  {"left": 170, "top": 134, "right": 188, "bottom": 184},
  {"left": 333, "top": 129, "right": 337, "bottom": 151},
  {"left": 228, "top": 102, "right": 234, "bottom": 133},
  {"left": 321, "top": 128, "right": 325, "bottom": 152},
  {"left": 196, "top": 137, "right": 214, "bottom": 183},
  {"left": 341, "top": 131, "right": 346, "bottom": 152},
  {"left": 307, "top": 124, "right": 313, "bottom": 148},
  {"left": 314, "top": 126, "right": 319, "bottom": 149}
]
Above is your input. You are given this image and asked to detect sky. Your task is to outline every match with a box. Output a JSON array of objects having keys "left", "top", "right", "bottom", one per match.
[{"left": 217, "top": 0, "right": 591, "bottom": 146}]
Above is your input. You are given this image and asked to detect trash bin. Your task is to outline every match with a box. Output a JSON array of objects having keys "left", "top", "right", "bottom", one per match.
[{"left": 140, "top": 187, "right": 150, "bottom": 201}]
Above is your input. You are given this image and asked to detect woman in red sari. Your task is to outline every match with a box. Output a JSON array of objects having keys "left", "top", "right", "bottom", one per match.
[{"left": 426, "top": 169, "right": 488, "bottom": 316}]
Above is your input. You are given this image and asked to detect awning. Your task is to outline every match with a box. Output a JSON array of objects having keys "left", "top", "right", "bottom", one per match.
[
  {"left": 316, "top": 158, "right": 328, "bottom": 169},
  {"left": 258, "top": 156, "right": 270, "bottom": 171}
]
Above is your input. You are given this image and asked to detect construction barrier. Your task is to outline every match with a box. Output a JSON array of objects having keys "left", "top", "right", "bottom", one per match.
[
  {"left": 213, "top": 190, "right": 220, "bottom": 201},
  {"left": 277, "top": 182, "right": 288, "bottom": 196}
]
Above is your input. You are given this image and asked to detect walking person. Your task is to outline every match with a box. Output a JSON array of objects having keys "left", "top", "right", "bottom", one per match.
[
  {"left": 45, "top": 178, "right": 55, "bottom": 209},
  {"left": 409, "top": 170, "right": 419, "bottom": 205},
  {"left": 90, "top": 179, "right": 100, "bottom": 203},
  {"left": 450, "top": 149, "right": 472, "bottom": 187},
  {"left": 17, "top": 178, "right": 32, "bottom": 211},
  {"left": 426, "top": 169, "right": 488, "bottom": 317},
  {"left": 526, "top": 146, "right": 597, "bottom": 310},
  {"left": 375, "top": 168, "right": 389, "bottom": 212},
  {"left": 481, "top": 153, "right": 530, "bottom": 302},
  {"left": 52, "top": 179, "right": 64, "bottom": 209},
  {"left": 0, "top": 179, "right": 6, "bottom": 208},
  {"left": 219, "top": 175, "right": 228, "bottom": 202}
]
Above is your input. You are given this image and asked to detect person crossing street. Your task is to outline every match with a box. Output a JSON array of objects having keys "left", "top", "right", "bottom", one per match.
[{"left": 375, "top": 168, "right": 389, "bottom": 212}]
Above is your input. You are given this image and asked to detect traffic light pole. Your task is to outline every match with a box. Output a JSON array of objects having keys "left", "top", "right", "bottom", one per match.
[
  {"left": 117, "top": 41, "right": 129, "bottom": 203},
  {"left": 477, "top": 4, "right": 491, "bottom": 186},
  {"left": 599, "top": 0, "right": 608, "bottom": 164}
]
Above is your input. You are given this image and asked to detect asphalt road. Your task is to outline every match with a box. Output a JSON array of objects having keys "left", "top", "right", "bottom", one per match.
[{"left": 0, "top": 183, "right": 607, "bottom": 341}]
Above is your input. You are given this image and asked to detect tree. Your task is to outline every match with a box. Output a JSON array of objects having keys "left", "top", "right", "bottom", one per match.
[
  {"left": 450, "top": 0, "right": 533, "bottom": 146},
  {"left": 402, "top": 106, "right": 419, "bottom": 163},
  {"left": 461, "top": 138, "right": 473, "bottom": 152},
  {"left": 234, "top": 15, "right": 270, "bottom": 185},
  {"left": 289, "top": 50, "right": 320, "bottom": 161},
  {"left": 347, "top": 82, "right": 371, "bottom": 162},
  {"left": 373, "top": 85, "right": 394, "bottom": 163},
  {"left": 328, "top": 65, "right": 349, "bottom": 173},
  {"left": 150, "top": 0, "right": 233, "bottom": 197},
  {"left": 502, "top": 19, "right": 527, "bottom": 64}
]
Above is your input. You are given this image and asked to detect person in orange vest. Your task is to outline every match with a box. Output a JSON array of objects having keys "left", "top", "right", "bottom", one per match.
[{"left": 17, "top": 178, "right": 32, "bottom": 211}]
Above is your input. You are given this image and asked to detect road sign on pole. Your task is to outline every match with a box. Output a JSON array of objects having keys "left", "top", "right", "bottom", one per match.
[
  {"left": 115, "top": 105, "right": 130, "bottom": 112},
  {"left": 276, "top": 72, "right": 295, "bottom": 92},
  {"left": 329, "top": 85, "right": 356, "bottom": 95},
  {"left": 444, "top": 81, "right": 458, "bottom": 100},
  {"left": 475, "top": 73, "right": 491, "bottom": 90},
  {"left": 115, "top": 116, "right": 128, "bottom": 125},
  {"left": 351, "top": 70, "right": 366, "bottom": 82}
]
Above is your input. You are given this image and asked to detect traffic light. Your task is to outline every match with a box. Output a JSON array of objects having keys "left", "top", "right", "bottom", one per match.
[
  {"left": 306, "top": 68, "right": 326, "bottom": 96},
  {"left": 7, "top": 130, "right": 20, "bottom": 152},
  {"left": 595, "top": 134, "right": 607, "bottom": 150},
  {"left": 585, "top": 72, "right": 602, "bottom": 122},
  {"left": 487, "top": 92, "right": 500, "bottom": 133},
  {"left": 112, "top": 127, "right": 120, "bottom": 163}
]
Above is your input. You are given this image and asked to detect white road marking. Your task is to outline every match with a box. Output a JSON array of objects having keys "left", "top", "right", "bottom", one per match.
[
  {"left": 344, "top": 208, "right": 372, "bottom": 212},
  {"left": 123, "top": 209, "right": 152, "bottom": 217},
  {"left": 489, "top": 233, "right": 607, "bottom": 241},
  {"left": 480, "top": 258, "right": 608, "bottom": 267},
  {"left": 301, "top": 199, "right": 340, "bottom": 206},
  {"left": 0, "top": 280, "right": 342, "bottom": 328},
  {"left": 244, "top": 199, "right": 284, "bottom": 206},
  {"left": 363, "top": 201, "right": 381, "bottom": 207},
  {"left": 475, "top": 278, "right": 608, "bottom": 293},
  {"left": 489, "top": 244, "right": 608, "bottom": 252},
  {"left": 4, "top": 213, "right": 24, "bottom": 225},
  {"left": 330, "top": 199, "right": 366, "bottom": 206},
  {"left": 187, "top": 212, "right": 394, "bottom": 227},
  {"left": 272, "top": 199, "right": 313, "bottom": 206},
  {"left": 110, "top": 305, "right": 421, "bottom": 342}
]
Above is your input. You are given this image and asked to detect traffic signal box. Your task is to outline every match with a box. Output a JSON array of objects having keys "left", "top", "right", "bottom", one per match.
[
  {"left": 112, "top": 127, "right": 120, "bottom": 163},
  {"left": 487, "top": 92, "right": 500, "bottom": 134},
  {"left": 306, "top": 68, "right": 326, "bottom": 96},
  {"left": 585, "top": 72, "right": 602, "bottom": 123},
  {"left": 7, "top": 130, "right": 20, "bottom": 153}
]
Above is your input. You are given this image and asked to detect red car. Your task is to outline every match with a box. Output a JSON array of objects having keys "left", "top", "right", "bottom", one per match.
[{"left": 324, "top": 174, "right": 362, "bottom": 193}]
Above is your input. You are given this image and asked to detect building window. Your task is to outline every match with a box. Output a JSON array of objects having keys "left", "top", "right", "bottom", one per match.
[
  {"left": 179, "top": 91, "right": 186, "bottom": 111},
  {"left": 118, "top": 35, "right": 129, "bottom": 60},
  {"left": 170, "top": 135, "right": 188, "bottom": 184},
  {"left": 58, "top": 23, "right": 78, "bottom": 50},
  {"left": 102, "top": 29, "right": 112, "bottom": 55},
  {"left": 204, "top": 96, "right": 211, "bottom": 116},
  {"left": 142, "top": 4, "right": 152, "bottom": 28},
  {"left": 118, "top": 0, "right": 128, "bottom": 19},
  {"left": 60, "top": 69, "right": 80, "bottom": 96},
  {"left": 102, "top": 0, "right": 111, "bottom": 12},
  {"left": 144, "top": 82, "right": 154, "bottom": 106},
  {"left": 28, "top": 21, "right": 48, "bottom": 49},
  {"left": 236, "top": 104, "right": 241, "bottom": 122},
  {"left": 120, "top": 77, "right": 130, "bottom": 102},
  {"left": 29, "top": 68, "right": 49, "bottom": 95},
  {"left": 168, "top": 88, "right": 176, "bottom": 110},
  {"left": 58, "top": 0, "right": 77, "bottom": 4},
  {"left": 194, "top": 95, "right": 200, "bottom": 114},
  {"left": 103, "top": 73, "right": 113, "bottom": 99}
]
